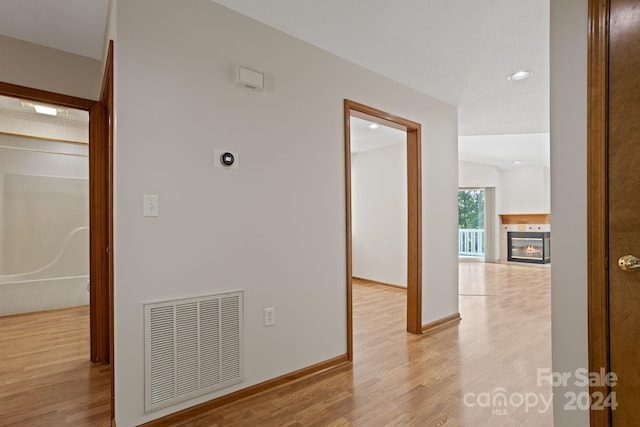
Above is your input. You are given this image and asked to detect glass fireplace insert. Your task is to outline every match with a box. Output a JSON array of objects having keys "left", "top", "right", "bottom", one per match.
[{"left": 507, "top": 231, "right": 550, "bottom": 264}]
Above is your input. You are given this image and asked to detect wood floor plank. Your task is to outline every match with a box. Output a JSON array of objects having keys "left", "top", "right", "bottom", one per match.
[
  {"left": 0, "top": 306, "right": 111, "bottom": 427},
  {"left": 1, "top": 263, "right": 551, "bottom": 426},
  {"left": 167, "top": 262, "right": 552, "bottom": 426}
]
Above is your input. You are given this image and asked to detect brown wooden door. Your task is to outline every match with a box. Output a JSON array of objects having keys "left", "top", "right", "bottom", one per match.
[{"left": 608, "top": 0, "right": 640, "bottom": 423}]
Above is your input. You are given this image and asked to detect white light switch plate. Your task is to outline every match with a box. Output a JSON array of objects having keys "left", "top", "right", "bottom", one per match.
[{"left": 143, "top": 194, "right": 159, "bottom": 217}]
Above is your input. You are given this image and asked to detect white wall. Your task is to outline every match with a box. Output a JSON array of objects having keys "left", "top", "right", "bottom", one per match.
[
  {"left": 0, "top": 35, "right": 102, "bottom": 101},
  {"left": 101, "top": 0, "right": 116, "bottom": 73},
  {"left": 0, "top": 133, "right": 89, "bottom": 315},
  {"left": 501, "top": 166, "right": 549, "bottom": 213},
  {"left": 0, "top": 134, "right": 88, "bottom": 275},
  {"left": 458, "top": 160, "right": 500, "bottom": 188},
  {"left": 483, "top": 187, "right": 497, "bottom": 262},
  {"left": 550, "top": 0, "right": 589, "bottom": 425},
  {"left": 2, "top": 173, "right": 88, "bottom": 274},
  {"left": 0, "top": 115, "right": 88, "bottom": 143},
  {"left": 459, "top": 133, "right": 550, "bottom": 170},
  {"left": 544, "top": 166, "right": 551, "bottom": 212},
  {"left": 114, "top": 1, "right": 458, "bottom": 424},
  {"left": 351, "top": 143, "right": 407, "bottom": 286},
  {"left": 0, "top": 133, "right": 88, "bottom": 178}
]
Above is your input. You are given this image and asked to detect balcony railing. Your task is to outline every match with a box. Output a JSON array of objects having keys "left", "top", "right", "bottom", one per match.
[{"left": 459, "top": 228, "right": 485, "bottom": 257}]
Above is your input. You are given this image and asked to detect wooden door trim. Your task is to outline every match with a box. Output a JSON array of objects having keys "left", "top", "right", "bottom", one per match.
[
  {"left": 344, "top": 99, "right": 422, "bottom": 361},
  {"left": 0, "top": 82, "right": 95, "bottom": 110},
  {"left": 0, "top": 70, "right": 115, "bottom": 423},
  {"left": 100, "top": 40, "right": 115, "bottom": 423},
  {"left": 587, "top": 0, "right": 611, "bottom": 426},
  {"left": 89, "top": 102, "right": 108, "bottom": 363}
]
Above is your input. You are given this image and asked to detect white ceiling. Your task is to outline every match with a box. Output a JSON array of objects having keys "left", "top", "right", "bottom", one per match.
[
  {"left": 0, "top": 0, "right": 550, "bottom": 169},
  {"left": 211, "top": 0, "right": 550, "bottom": 170},
  {"left": 0, "top": 0, "right": 108, "bottom": 59},
  {"left": 459, "top": 133, "right": 549, "bottom": 170},
  {"left": 350, "top": 117, "right": 405, "bottom": 154},
  {"left": 212, "top": 0, "right": 550, "bottom": 137}
]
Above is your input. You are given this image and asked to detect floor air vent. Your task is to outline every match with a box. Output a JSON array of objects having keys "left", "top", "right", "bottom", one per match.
[{"left": 144, "top": 291, "right": 244, "bottom": 412}]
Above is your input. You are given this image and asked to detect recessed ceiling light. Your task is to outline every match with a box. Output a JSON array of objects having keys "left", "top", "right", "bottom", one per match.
[
  {"left": 514, "top": 160, "right": 523, "bottom": 165},
  {"left": 368, "top": 123, "right": 380, "bottom": 129},
  {"left": 20, "top": 100, "right": 69, "bottom": 116},
  {"left": 33, "top": 105, "right": 58, "bottom": 116},
  {"left": 508, "top": 70, "right": 532, "bottom": 81}
]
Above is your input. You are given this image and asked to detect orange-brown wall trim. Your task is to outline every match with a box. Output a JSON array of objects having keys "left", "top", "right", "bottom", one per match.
[
  {"left": 421, "top": 313, "right": 462, "bottom": 334},
  {"left": 499, "top": 213, "right": 551, "bottom": 224},
  {"left": 89, "top": 101, "right": 109, "bottom": 365},
  {"left": 141, "top": 355, "right": 350, "bottom": 427},
  {"left": 353, "top": 277, "right": 407, "bottom": 291},
  {"left": 587, "top": 0, "right": 611, "bottom": 426},
  {"left": 344, "top": 101, "right": 354, "bottom": 360},
  {"left": 344, "top": 99, "right": 423, "bottom": 338},
  {"left": 100, "top": 40, "right": 116, "bottom": 423},
  {"left": 0, "top": 82, "right": 95, "bottom": 110}
]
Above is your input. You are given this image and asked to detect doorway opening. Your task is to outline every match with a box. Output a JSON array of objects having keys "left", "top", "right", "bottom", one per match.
[
  {"left": 0, "top": 94, "right": 90, "bottom": 314},
  {"left": 344, "top": 100, "right": 422, "bottom": 359},
  {"left": 0, "top": 45, "right": 113, "bottom": 424},
  {"left": 458, "top": 188, "right": 485, "bottom": 259},
  {"left": 350, "top": 116, "right": 407, "bottom": 289}
]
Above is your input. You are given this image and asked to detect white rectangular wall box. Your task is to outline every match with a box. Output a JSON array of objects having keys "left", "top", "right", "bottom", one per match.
[
  {"left": 236, "top": 66, "right": 264, "bottom": 90},
  {"left": 144, "top": 291, "right": 244, "bottom": 412}
]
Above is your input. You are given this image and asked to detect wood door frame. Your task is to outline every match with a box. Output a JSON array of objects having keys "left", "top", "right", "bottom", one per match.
[
  {"left": 587, "top": 0, "right": 611, "bottom": 426},
  {"left": 100, "top": 40, "right": 115, "bottom": 422},
  {"left": 0, "top": 43, "right": 114, "bottom": 422},
  {"left": 344, "top": 100, "right": 422, "bottom": 359},
  {"left": 0, "top": 83, "right": 109, "bottom": 361}
]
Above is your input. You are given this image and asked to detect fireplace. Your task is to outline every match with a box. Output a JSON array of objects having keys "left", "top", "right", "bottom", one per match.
[{"left": 507, "top": 232, "right": 550, "bottom": 264}]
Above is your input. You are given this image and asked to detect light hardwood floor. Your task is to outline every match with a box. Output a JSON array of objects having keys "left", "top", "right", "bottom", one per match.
[
  {"left": 0, "top": 262, "right": 551, "bottom": 426},
  {"left": 0, "top": 306, "right": 111, "bottom": 427},
  {"left": 171, "top": 262, "right": 552, "bottom": 426}
]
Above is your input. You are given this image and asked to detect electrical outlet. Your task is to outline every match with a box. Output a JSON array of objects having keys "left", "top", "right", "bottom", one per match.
[{"left": 264, "top": 307, "right": 275, "bottom": 326}]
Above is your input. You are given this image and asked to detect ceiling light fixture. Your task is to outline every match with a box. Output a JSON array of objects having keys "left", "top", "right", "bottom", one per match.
[
  {"left": 514, "top": 160, "right": 523, "bottom": 165},
  {"left": 368, "top": 123, "right": 380, "bottom": 129},
  {"left": 20, "top": 100, "right": 68, "bottom": 116},
  {"left": 508, "top": 70, "right": 532, "bottom": 81},
  {"left": 33, "top": 105, "right": 58, "bottom": 116}
]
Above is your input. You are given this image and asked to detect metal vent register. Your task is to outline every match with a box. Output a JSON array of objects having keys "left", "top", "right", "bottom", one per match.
[{"left": 144, "top": 291, "right": 244, "bottom": 412}]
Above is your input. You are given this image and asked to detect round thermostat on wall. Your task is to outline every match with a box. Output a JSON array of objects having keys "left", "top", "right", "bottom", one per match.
[{"left": 220, "top": 152, "right": 235, "bottom": 167}]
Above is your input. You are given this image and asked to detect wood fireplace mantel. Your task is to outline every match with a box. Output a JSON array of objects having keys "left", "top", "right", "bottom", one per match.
[{"left": 500, "top": 213, "right": 551, "bottom": 225}]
